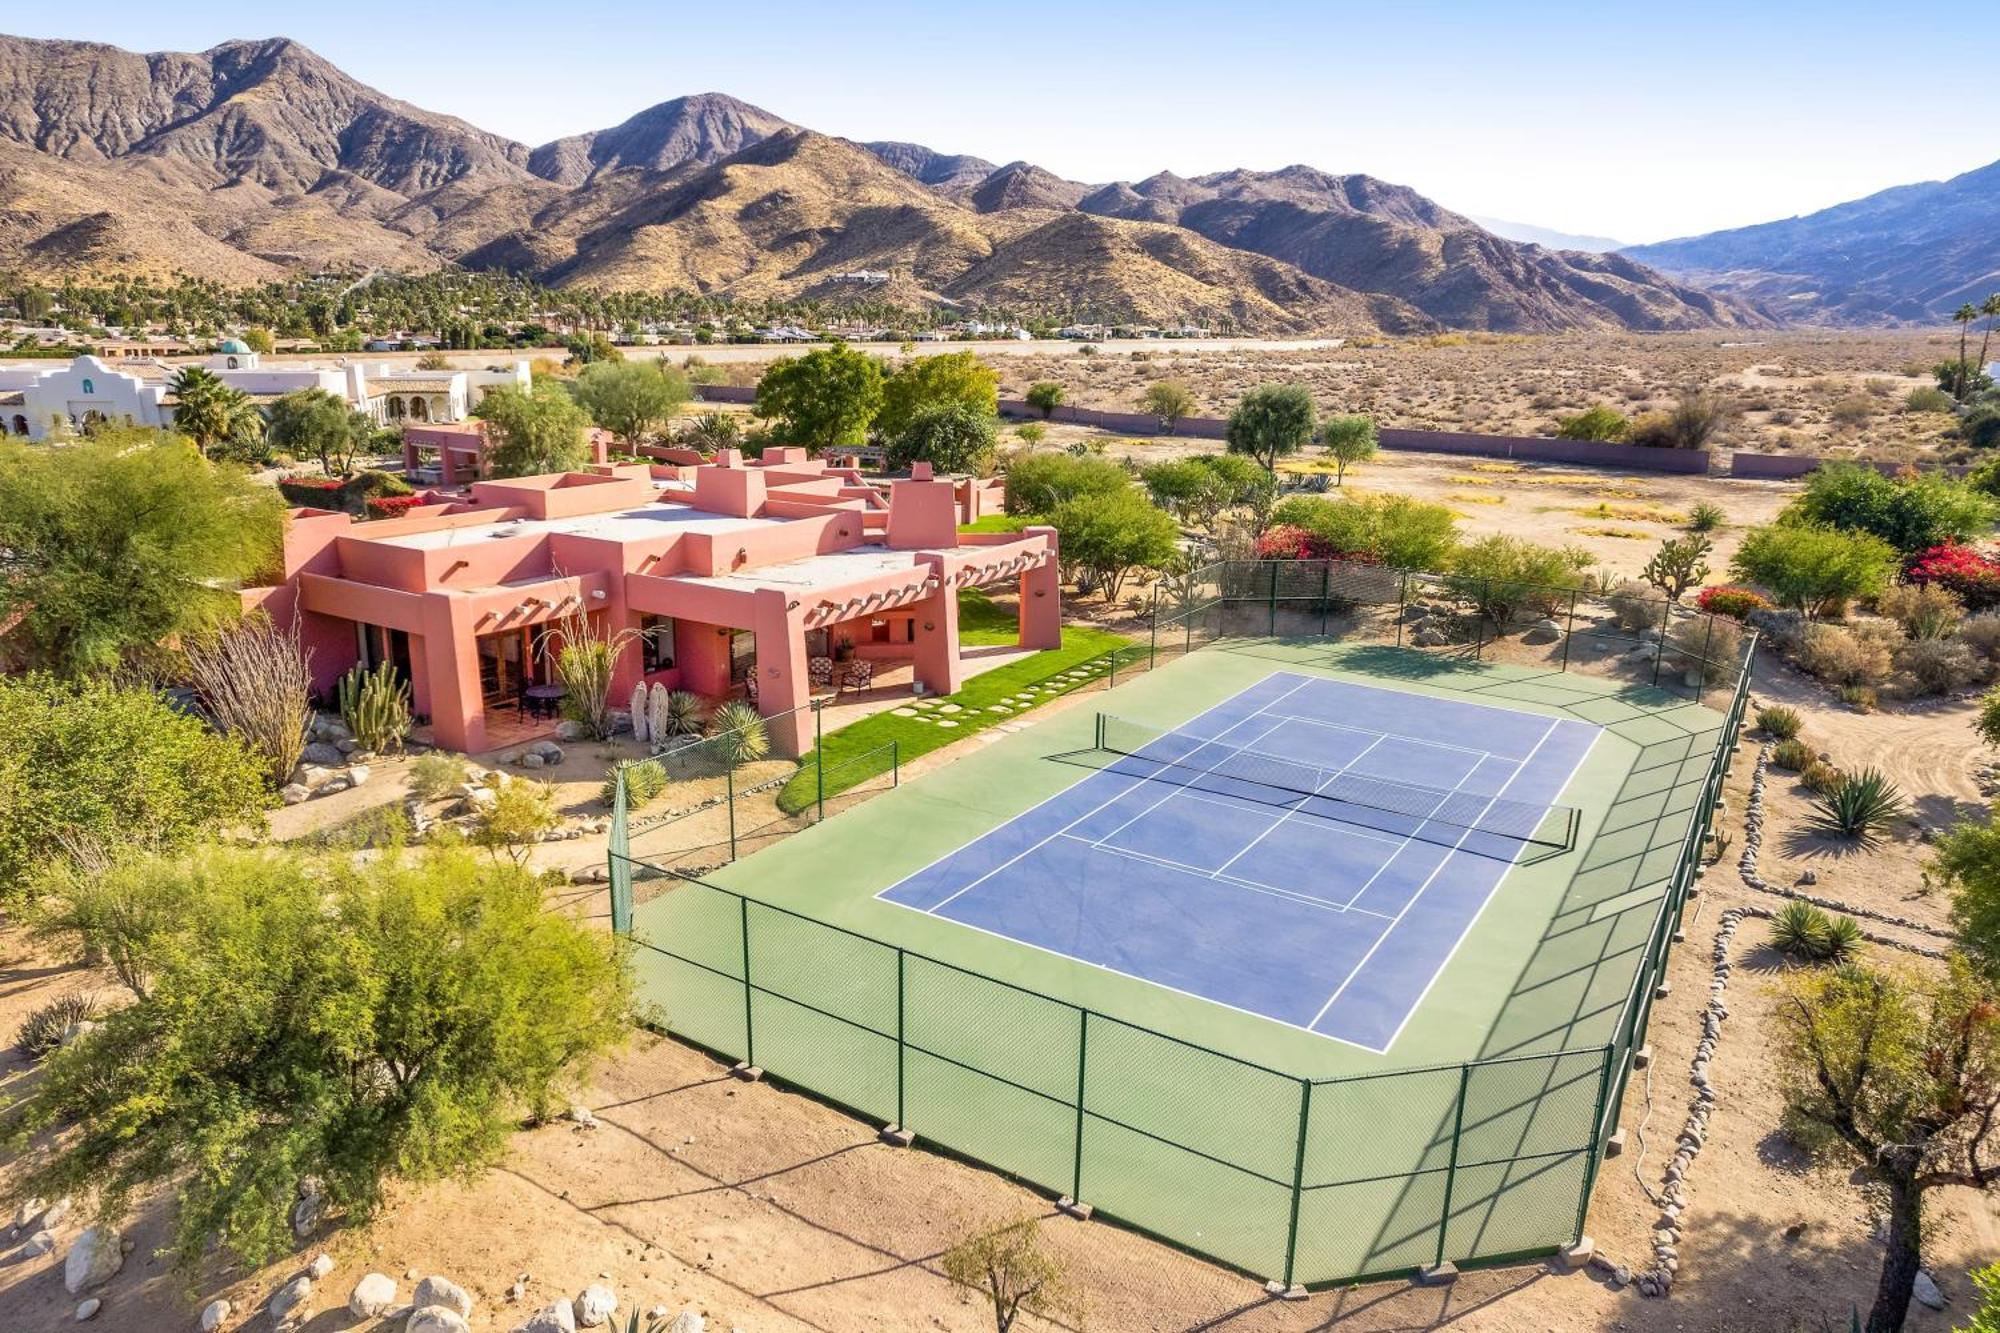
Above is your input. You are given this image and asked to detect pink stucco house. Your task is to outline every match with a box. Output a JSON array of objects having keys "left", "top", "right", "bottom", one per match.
[{"left": 245, "top": 448, "right": 1060, "bottom": 756}]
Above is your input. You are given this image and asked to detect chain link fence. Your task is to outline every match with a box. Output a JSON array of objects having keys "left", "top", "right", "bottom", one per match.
[{"left": 609, "top": 557, "right": 1753, "bottom": 1287}]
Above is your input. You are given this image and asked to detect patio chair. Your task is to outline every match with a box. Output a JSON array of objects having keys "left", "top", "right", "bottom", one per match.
[
  {"left": 743, "top": 673, "right": 759, "bottom": 703},
  {"left": 841, "top": 659, "right": 874, "bottom": 693},
  {"left": 809, "top": 656, "right": 834, "bottom": 689}
]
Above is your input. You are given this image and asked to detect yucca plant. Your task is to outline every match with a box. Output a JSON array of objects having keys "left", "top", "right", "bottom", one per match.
[
  {"left": 15, "top": 992, "right": 99, "bottom": 1061},
  {"left": 1771, "top": 901, "right": 1834, "bottom": 960},
  {"left": 1819, "top": 914, "right": 1865, "bottom": 963},
  {"left": 660, "top": 690, "right": 707, "bottom": 739},
  {"left": 1807, "top": 767, "right": 1907, "bottom": 843},
  {"left": 337, "top": 661, "right": 412, "bottom": 753},
  {"left": 1770, "top": 738, "right": 1815, "bottom": 771},
  {"left": 600, "top": 758, "right": 667, "bottom": 809},
  {"left": 707, "top": 699, "right": 770, "bottom": 766},
  {"left": 1755, "top": 705, "right": 1803, "bottom": 740}
]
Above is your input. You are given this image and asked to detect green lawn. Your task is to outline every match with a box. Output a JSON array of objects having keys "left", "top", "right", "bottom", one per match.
[
  {"left": 956, "top": 587, "right": 1021, "bottom": 646},
  {"left": 777, "top": 624, "right": 1137, "bottom": 813},
  {"left": 957, "top": 514, "right": 1028, "bottom": 535}
]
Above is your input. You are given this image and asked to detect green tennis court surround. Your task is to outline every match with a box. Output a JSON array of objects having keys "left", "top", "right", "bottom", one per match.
[{"left": 610, "top": 559, "right": 1752, "bottom": 1289}]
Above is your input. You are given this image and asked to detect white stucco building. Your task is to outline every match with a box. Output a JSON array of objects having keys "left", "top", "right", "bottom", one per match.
[{"left": 0, "top": 343, "right": 532, "bottom": 441}]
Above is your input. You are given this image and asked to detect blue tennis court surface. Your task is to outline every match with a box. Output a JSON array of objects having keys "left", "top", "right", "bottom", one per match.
[{"left": 879, "top": 672, "right": 1601, "bottom": 1052}]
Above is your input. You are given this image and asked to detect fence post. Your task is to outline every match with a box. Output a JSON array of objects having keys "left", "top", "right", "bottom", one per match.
[
  {"left": 813, "top": 699, "right": 826, "bottom": 822},
  {"left": 890, "top": 739, "right": 900, "bottom": 788},
  {"left": 1282, "top": 1079, "right": 1313, "bottom": 1290},
  {"left": 1435, "top": 1064, "right": 1472, "bottom": 1266},
  {"left": 1473, "top": 580, "right": 1491, "bottom": 660},
  {"left": 895, "top": 950, "right": 907, "bottom": 1130},
  {"left": 1396, "top": 573, "right": 1409, "bottom": 648},
  {"left": 739, "top": 895, "right": 755, "bottom": 1069},
  {"left": 1651, "top": 598, "right": 1672, "bottom": 687},
  {"left": 726, "top": 761, "right": 737, "bottom": 860},
  {"left": 1320, "top": 559, "right": 1333, "bottom": 637},
  {"left": 1071, "top": 1010, "right": 1090, "bottom": 1204},
  {"left": 1696, "top": 613, "right": 1716, "bottom": 706},
  {"left": 1269, "top": 560, "right": 1279, "bottom": 637},
  {"left": 1149, "top": 592, "right": 1160, "bottom": 667},
  {"left": 1576, "top": 1043, "right": 1618, "bottom": 1242},
  {"left": 1559, "top": 590, "right": 1578, "bottom": 672}
]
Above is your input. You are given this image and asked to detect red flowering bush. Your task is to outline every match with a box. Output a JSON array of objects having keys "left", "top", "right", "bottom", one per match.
[
  {"left": 1695, "top": 585, "right": 1772, "bottom": 619},
  {"left": 1254, "top": 524, "right": 1333, "bottom": 560},
  {"left": 1906, "top": 543, "right": 2000, "bottom": 611},
  {"left": 364, "top": 495, "right": 423, "bottom": 519}
]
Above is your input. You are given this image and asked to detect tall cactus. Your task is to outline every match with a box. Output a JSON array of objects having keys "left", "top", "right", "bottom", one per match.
[
  {"left": 629, "top": 682, "right": 651, "bottom": 744},
  {"left": 646, "top": 681, "right": 671, "bottom": 746},
  {"left": 337, "top": 661, "right": 412, "bottom": 753}
]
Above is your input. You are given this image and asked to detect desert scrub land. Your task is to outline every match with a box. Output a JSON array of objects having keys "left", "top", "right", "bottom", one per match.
[{"left": 992, "top": 329, "right": 1975, "bottom": 463}]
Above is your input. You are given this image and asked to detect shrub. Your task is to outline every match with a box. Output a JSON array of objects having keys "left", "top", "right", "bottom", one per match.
[
  {"left": 1962, "top": 613, "right": 2000, "bottom": 666},
  {"left": 1839, "top": 684, "right": 1879, "bottom": 711},
  {"left": 1771, "top": 902, "right": 1864, "bottom": 963},
  {"left": 1606, "top": 579, "right": 1665, "bottom": 632},
  {"left": 1756, "top": 705, "right": 1804, "bottom": 739},
  {"left": 1554, "top": 405, "right": 1629, "bottom": 441},
  {"left": 408, "top": 752, "right": 470, "bottom": 802},
  {"left": 1790, "top": 463, "right": 1996, "bottom": 556},
  {"left": 473, "top": 777, "right": 560, "bottom": 863},
  {"left": 1688, "top": 502, "right": 1727, "bottom": 533},
  {"left": 183, "top": 616, "right": 314, "bottom": 788},
  {"left": 1800, "top": 759, "right": 1844, "bottom": 795},
  {"left": 1267, "top": 494, "right": 1458, "bottom": 570},
  {"left": 707, "top": 699, "right": 771, "bottom": 765},
  {"left": 1896, "top": 636, "right": 1983, "bottom": 695},
  {"left": 1001, "top": 451, "right": 1129, "bottom": 516},
  {"left": 1906, "top": 543, "right": 2000, "bottom": 612},
  {"left": 1666, "top": 609, "right": 1743, "bottom": 685},
  {"left": 1807, "top": 767, "right": 1907, "bottom": 842},
  {"left": 1877, "top": 581, "right": 1965, "bottom": 639},
  {"left": 337, "top": 661, "right": 413, "bottom": 754},
  {"left": 1771, "top": 738, "right": 1815, "bottom": 771},
  {"left": 1697, "top": 585, "right": 1771, "bottom": 619},
  {"left": 1796, "top": 621, "right": 1897, "bottom": 687},
  {"left": 601, "top": 758, "right": 667, "bottom": 809},
  {"left": 1444, "top": 536, "right": 1594, "bottom": 624},
  {"left": 1906, "top": 386, "right": 1956, "bottom": 413},
  {"left": 364, "top": 495, "right": 423, "bottom": 519},
  {"left": 1255, "top": 524, "right": 1341, "bottom": 561},
  {"left": 1978, "top": 686, "right": 2000, "bottom": 749},
  {"left": 1734, "top": 523, "right": 1899, "bottom": 620},
  {"left": 14, "top": 992, "right": 99, "bottom": 1062}
]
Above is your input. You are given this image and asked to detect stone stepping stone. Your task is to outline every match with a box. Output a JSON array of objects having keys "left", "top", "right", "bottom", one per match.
[
  {"left": 891, "top": 707, "right": 918, "bottom": 717},
  {"left": 936, "top": 720, "right": 959, "bottom": 728},
  {"left": 939, "top": 703, "right": 963, "bottom": 714},
  {"left": 912, "top": 700, "right": 938, "bottom": 710},
  {"left": 988, "top": 705, "right": 1011, "bottom": 714}
]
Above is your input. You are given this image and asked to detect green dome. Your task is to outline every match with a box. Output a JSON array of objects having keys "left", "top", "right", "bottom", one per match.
[{"left": 217, "top": 337, "right": 251, "bottom": 354}]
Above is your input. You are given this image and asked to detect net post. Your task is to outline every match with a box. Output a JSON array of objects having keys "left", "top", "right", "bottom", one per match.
[
  {"left": 1070, "top": 1010, "right": 1090, "bottom": 1204},
  {"left": 1095, "top": 712, "right": 1106, "bottom": 751},
  {"left": 1559, "top": 590, "right": 1577, "bottom": 672},
  {"left": 739, "top": 894, "right": 755, "bottom": 1069},
  {"left": 1282, "top": 1078, "right": 1313, "bottom": 1289},
  {"left": 895, "top": 949, "right": 907, "bottom": 1130},
  {"left": 726, "top": 761, "right": 737, "bottom": 860},
  {"left": 814, "top": 698, "right": 826, "bottom": 822},
  {"left": 1319, "top": 559, "right": 1332, "bottom": 637},
  {"left": 1435, "top": 1063, "right": 1471, "bottom": 1266}
]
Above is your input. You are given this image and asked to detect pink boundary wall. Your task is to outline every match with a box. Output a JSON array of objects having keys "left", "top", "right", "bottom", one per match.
[{"left": 244, "top": 456, "right": 1059, "bottom": 757}]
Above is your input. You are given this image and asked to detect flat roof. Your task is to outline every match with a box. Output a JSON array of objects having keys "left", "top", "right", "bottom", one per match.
[{"left": 365, "top": 501, "right": 784, "bottom": 551}]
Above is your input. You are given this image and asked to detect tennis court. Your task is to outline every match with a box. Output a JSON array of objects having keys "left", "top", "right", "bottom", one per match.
[{"left": 879, "top": 673, "right": 1599, "bottom": 1052}]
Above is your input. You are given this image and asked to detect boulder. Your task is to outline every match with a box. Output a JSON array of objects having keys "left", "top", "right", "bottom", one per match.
[
  {"left": 528, "top": 741, "right": 565, "bottom": 766},
  {"left": 1914, "top": 1270, "right": 1947, "bottom": 1310},
  {"left": 268, "top": 1274, "right": 312, "bottom": 1323},
  {"left": 1522, "top": 618, "right": 1563, "bottom": 645},
  {"left": 63, "top": 1227, "right": 121, "bottom": 1294},
  {"left": 280, "top": 783, "right": 312, "bottom": 806},
  {"left": 407, "top": 1309, "right": 472, "bottom": 1333},
  {"left": 13, "top": 1197, "right": 45, "bottom": 1230},
  {"left": 296, "top": 765, "right": 338, "bottom": 790},
  {"left": 200, "top": 1299, "right": 231, "bottom": 1331},
  {"left": 307, "top": 1253, "right": 335, "bottom": 1280},
  {"left": 515, "top": 1300, "right": 576, "bottom": 1333},
  {"left": 349, "top": 1272, "right": 397, "bottom": 1317},
  {"left": 519, "top": 753, "right": 545, "bottom": 770},
  {"left": 554, "top": 720, "right": 589, "bottom": 741},
  {"left": 21, "top": 1229, "right": 55, "bottom": 1258},
  {"left": 75, "top": 1297, "right": 100, "bottom": 1321},
  {"left": 412, "top": 1275, "right": 474, "bottom": 1319},
  {"left": 666, "top": 1313, "right": 704, "bottom": 1333},
  {"left": 300, "top": 742, "right": 344, "bottom": 766},
  {"left": 42, "top": 1198, "right": 71, "bottom": 1229},
  {"left": 290, "top": 1179, "right": 323, "bottom": 1239},
  {"left": 575, "top": 1283, "right": 616, "bottom": 1327},
  {"left": 345, "top": 765, "right": 371, "bottom": 788}
]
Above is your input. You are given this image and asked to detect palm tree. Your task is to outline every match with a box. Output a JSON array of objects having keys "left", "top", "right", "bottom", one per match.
[
  {"left": 1955, "top": 303, "right": 1980, "bottom": 400},
  {"left": 169, "top": 367, "right": 263, "bottom": 457},
  {"left": 1978, "top": 293, "right": 2000, "bottom": 386}
]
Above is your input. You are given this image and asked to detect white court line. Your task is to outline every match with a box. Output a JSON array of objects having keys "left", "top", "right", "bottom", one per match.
[
  {"left": 1053, "top": 834, "right": 1397, "bottom": 920},
  {"left": 922, "top": 680, "right": 1315, "bottom": 917},
  {"left": 1210, "top": 734, "right": 1386, "bottom": 878},
  {"left": 1306, "top": 715, "right": 1564, "bottom": 1032},
  {"left": 1156, "top": 788, "right": 1411, "bottom": 851},
  {"left": 1084, "top": 716, "right": 1290, "bottom": 850},
  {"left": 1259, "top": 707, "right": 1502, "bottom": 761}
]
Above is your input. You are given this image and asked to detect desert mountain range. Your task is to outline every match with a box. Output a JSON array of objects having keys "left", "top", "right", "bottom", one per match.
[{"left": 0, "top": 34, "right": 1779, "bottom": 334}]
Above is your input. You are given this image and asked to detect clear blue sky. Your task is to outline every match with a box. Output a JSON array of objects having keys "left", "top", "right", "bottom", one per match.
[{"left": 9, "top": 1, "right": 1996, "bottom": 244}]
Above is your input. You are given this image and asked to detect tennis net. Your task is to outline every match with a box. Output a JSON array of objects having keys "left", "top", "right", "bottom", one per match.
[{"left": 1094, "top": 713, "right": 1578, "bottom": 852}]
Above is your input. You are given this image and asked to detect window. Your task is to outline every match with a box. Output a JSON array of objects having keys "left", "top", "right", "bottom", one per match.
[
  {"left": 80, "top": 378, "right": 94, "bottom": 394},
  {"left": 640, "top": 616, "right": 676, "bottom": 673}
]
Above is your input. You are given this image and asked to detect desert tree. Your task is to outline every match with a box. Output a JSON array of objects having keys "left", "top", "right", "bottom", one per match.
[
  {"left": 184, "top": 614, "right": 315, "bottom": 787},
  {"left": 0, "top": 842, "right": 627, "bottom": 1271},
  {"left": 1225, "top": 382, "right": 1317, "bottom": 475},
  {"left": 1319, "top": 414, "right": 1378, "bottom": 484},
  {"left": 1139, "top": 380, "right": 1196, "bottom": 434},
  {"left": 940, "top": 1215, "right": 1086, "bottom": 1333},
  {"left": 573, "top": 359, "right": 691, "bottom": 450},
  {"left": 473, "top": 778, "right": 562, "bottom": 864},
  {"left": 1730, "top": 522, "right": 1898, "bottom": 620},
  {"left": 266, "top": 387, "right": 373, "bottom": 476},
  {"left": 0, "top": 429, "right": 283, "bottom": 676},
  {"left": 1025, "top": 381, "right": 1065, "bottom": 420},
  {"left": 1775, "top": 959, "right": 2000, "bottom": 1333},
  {"left": 473, "top": 381, "right": 593, "bottom": 476},
  {"left": 877, "top": 351, "right": 999, "bottom": 439},
  {"left": 1980, "top": 294, "right": 2000, "bottom": 383},
  {"left": 1051, "top": 489, "right": 1180, "bottom": 602},
  {"left": 886, "top": 402, "right": 999, "bottom": 474},
  {"left": 753, "top": 344, "right": 885, "bottom": 453}
]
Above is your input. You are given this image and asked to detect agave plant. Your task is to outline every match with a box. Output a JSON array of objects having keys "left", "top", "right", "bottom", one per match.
[
  {"left": 660, "top": 690, "right": 707, "bottom": 739},
  {"left": 1770, "top": 901, "right": 1833, "bottom": 960},
  {"left": 707, "top": 699, "right": 770, "bottom": 766},
  {"left": 600, "top": 758, "right": 667, "bottom": 809},
  {"left": 1807, "top": 767, "right": 1907, "bottom": 843},
  {"left": 15, "top": 992, "right": 99, "bottom": 1061},
  {"left": 1819, "top": 914, "right": 1865, "bottom": 963}
]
